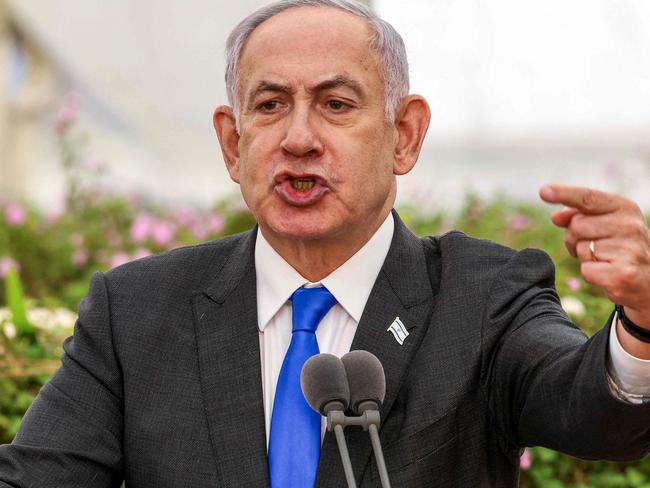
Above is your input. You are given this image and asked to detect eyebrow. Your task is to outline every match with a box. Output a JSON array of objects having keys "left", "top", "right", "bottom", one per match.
[
  {"left": 312, "top": 75, "right": 365, "bottom": 98},
  {"left": 248, "top": 81, "right": 293, "bottom": 102},
  {"left": 247, "top": 75, "right": 365, "bottom": 103}
]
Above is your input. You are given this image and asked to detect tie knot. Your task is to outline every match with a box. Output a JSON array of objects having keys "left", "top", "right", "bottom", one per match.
[{"left": 290, "top": 287, "right": 337, "bottom": 333}]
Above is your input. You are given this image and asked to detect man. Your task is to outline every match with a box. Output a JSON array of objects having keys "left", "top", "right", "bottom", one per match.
[{"left": 1, "top": 0, "right": 650, "bottom": 486}]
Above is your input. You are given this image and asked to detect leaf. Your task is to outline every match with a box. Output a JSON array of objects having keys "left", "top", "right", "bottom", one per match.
[{"left": 5, "top": 267, "right": 37, "bottom": 341}]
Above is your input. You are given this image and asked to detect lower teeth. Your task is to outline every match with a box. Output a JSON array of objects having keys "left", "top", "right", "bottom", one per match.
[{"left": 291, "top": 180, "right": 315, "bottom": 191}]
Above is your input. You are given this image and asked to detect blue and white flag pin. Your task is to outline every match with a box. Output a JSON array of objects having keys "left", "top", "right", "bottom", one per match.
[{"left": 387, "top": 317, "right": 409, "bottom": 345}]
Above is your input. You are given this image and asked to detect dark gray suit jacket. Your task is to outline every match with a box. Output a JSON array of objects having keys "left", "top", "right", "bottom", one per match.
[{"left": 1, "top": 212, "right": 649, "bottom": 487}]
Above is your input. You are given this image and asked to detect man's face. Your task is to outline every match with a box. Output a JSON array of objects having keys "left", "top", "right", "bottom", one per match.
[{"left": 228, "top": 7, "right": 400, "bottom": 245}]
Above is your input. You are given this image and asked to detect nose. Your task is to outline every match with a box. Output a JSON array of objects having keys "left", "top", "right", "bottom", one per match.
[{"left": 280, "top": 107, "right": 324, "bottom": 158}]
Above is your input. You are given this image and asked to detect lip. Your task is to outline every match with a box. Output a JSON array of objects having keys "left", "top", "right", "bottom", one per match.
[{"left": 274, "top": 171, "right": 330, "bottom": 207}]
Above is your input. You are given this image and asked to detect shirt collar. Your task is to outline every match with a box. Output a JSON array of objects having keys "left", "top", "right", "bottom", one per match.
[{"left": 254, "top": 212, "right": 395, "bottom": 331}]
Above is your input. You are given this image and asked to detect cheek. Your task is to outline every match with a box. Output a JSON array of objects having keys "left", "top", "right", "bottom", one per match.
[
  {"left": 337, "top": 136, "right": 394, "bottom": 185},
  {"left": 237, "top": 135, "right": 277, "bottom": 202}
]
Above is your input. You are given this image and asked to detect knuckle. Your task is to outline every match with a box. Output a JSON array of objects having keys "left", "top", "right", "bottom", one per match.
[{"left": 581, "top": 189, "right": 598, "bottom": 209}]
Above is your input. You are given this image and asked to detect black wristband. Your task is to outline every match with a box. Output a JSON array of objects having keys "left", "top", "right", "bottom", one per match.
[{"left": 616, "top": 305, "right": 650, "bottom": 343}]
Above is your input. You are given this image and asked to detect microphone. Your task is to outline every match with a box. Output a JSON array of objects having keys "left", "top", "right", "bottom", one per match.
[
  {"left": 342, "top": 351, "right": 391, "bottom": 488},
  {"left": 301, "top": 353, "right": 350, "bottom": 415},
  {"left": 341, "top": 350, "right": 386, "bottom": 414},
  {"left": 301, "top": 354, "right": 357, "bottom": 488},
  {"left": 301, "top": 351, "right": 392, "bottom": 488}
]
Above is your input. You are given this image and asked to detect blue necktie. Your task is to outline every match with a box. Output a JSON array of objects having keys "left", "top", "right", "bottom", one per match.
[{"left": 268, "top": 287, "right": 337, "bottom": 488}]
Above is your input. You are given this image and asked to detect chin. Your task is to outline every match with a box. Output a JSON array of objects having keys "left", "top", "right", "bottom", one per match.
[
  {"left": 272, "top": 220, "right": 336, "bottom": 242},
  {"left": 263, "top": 210, "right": 341, "bottom": 242}
]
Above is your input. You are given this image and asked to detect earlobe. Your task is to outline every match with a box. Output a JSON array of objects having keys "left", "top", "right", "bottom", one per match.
[
  {"left": 213, "top": 105, "right": 241, "bottom": 182},
  {"left": 393, "top": 95, "right": 431, "bottom": 176}
]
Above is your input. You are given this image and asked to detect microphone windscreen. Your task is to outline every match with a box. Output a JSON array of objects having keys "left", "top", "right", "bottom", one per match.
[
  {"left": 341, "top": 350, "right": 386, "bottom": 413},
  {"left": 301, "top": 353, "right": 350, "bottom": 415}
]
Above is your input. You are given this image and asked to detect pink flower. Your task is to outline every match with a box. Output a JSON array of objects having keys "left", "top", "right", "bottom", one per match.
[
  {"left": 190, "top": 223, "right": 208, "bottom": 240},
  {"left": 54, "top": 92, "right": 81, "bottom": 135},
  {"left": 109, "top": 252, "right": 130, "bottom": 269},
  {"left": 55, "top": 106, "right": 76, "bottom": 135},
  {"left": 130, "top": 212, "right": 154, "bottom": 243},
  {"left": 506, "top": 214, "right": 529, "bottom": 231},
  {"left": 519, "top": 448, "right": 532, "bottom": 471},
  {"left": 72, "top": 249, "right": 89, "bottom": 268},
  {"left": 205, "top": 214, "right": 225, "bottom": 234},
  {"left": 133, "top": 248, "right": 152, "bottom": 260},
  {"left": 192, "top": 214, "right": 226, "bottom": 240},
  {"left": 173, "top": 205, "right": 200, "bottom": 227},
  {"left": 151, "top": 220, "right": 176, "bottom": 247},
  {"left": 0, "top": 257, "right": 19, "bottom": 278},
  {"left": 566, "top": 276, "right": 582, "bottom": 292},
  {"left": 4, "top": 203, "right": 26, "bottom": 226}
]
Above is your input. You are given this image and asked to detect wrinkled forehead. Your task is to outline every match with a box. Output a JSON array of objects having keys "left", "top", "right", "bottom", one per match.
[{"left": 237, "top": 6, "right": 382, "bottom": 98}]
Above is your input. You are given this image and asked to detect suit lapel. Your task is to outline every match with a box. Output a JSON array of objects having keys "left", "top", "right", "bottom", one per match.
[
  {"left": 316, "top": 212, "right": 438, "bottom": 487},
  {"left": 192, "top": 229, "right": 270, "bottom": 487}
]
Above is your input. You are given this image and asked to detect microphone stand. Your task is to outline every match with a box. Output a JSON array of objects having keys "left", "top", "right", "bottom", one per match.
[
  {"left": 325, "top": 401, "right": 357, "bottom": 488},
  {"left": 327, "top": 404, "right": 392, "bottom": 488},
  {"left": 367, "top": 423, "right": 390, "bottom": 487},
  {"left": 332, "top": 421, "right": 357, "bottom": 488}
]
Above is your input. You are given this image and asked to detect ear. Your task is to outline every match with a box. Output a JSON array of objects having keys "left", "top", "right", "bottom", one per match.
[
  {"left": 213, "top": 105, "right": 241, "bottom": 183},
  {"left": 392, "top": 95, "right": 431, "bottom": 176}
]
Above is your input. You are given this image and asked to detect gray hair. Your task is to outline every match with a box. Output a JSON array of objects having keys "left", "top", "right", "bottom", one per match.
[{"left": 224, "top": 0, "right": 409, "bottom": 128}]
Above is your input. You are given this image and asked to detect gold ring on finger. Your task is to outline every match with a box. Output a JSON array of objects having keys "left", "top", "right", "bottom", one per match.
[{"left": 588, "top": 240, "right": 599, "bottom": 262}]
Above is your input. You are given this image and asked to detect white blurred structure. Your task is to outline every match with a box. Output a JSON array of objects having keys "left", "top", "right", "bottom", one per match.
[
  {"left": 381, "top": 0, "right": 650, "bottom": 211},
  {"left": 2, "top": 0, "right": 649, "bottom": 211}
]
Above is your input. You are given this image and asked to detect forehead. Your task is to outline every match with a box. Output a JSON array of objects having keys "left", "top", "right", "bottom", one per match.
[{"left": 238, "top": 6, "right": 382, "bottom": 95}]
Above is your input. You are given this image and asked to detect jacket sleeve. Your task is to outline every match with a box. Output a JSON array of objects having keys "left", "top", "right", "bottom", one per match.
[
  {"left": 482, "top": 248, "right": 650, "bottom": 461},
  {"left": 0, "top": 272, "right": 124, "bottom": 487}
]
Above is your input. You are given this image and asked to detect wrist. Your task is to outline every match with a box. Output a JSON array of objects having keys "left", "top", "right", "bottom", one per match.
[
  {"left": 623, "top": 307, "right": 650, "bottom": 330},
  {"left": 616, "top": 305, "right": 650, "bottom": 345}
]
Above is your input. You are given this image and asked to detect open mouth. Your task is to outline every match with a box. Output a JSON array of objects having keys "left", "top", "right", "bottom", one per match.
[
  {"left": 275, "top": 173, "right": 328, "bottom": 206},
  {"left": 290, "top": 178, "right": 316, "bottom": 191}
]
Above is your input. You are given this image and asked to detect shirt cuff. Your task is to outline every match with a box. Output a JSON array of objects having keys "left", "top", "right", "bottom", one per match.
[{"left": 607, "top": 311, "right": 650, "bottom": 403}]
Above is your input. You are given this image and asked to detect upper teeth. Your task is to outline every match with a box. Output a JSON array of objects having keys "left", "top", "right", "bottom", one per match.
[{"left": 290, "top": 179, "right": 316, "bottom": 191}]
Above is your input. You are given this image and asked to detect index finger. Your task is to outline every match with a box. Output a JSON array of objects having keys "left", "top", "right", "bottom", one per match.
[{"left": 539, "top": 184, "right": 621, "bottom": 214}]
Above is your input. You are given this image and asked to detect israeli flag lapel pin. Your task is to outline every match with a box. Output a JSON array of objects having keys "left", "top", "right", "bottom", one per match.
[{"left": 387, "top": 316, "right": 409, "bottom": 345}]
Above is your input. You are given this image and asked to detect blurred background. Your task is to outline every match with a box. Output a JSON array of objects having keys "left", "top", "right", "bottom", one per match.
[
  {"left": 2, "top": 0, "right": 649, "bottom": 212},
  {"left": 2, "top": 1, "right": 650, "bottom": 486}
]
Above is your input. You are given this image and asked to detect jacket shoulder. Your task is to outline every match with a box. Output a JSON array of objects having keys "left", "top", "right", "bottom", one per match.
[
  {"left": 103, "top": 230, "right": 254, "bottom": 295},
  {"left": 419, "top": 230, "right": 555, "bottom": 295},
  {"left": 423, "top": 229, "right": 551, "bottom": 267}
]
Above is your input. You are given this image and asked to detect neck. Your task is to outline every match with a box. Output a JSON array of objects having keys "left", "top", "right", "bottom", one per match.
[{"left": 260, "top": 212, "right": 390, "bottom": 282}]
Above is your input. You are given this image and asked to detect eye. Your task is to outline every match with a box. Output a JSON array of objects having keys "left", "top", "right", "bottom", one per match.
[
  {"left": 326, "top": 99, "right": 348, "bottom": 111},
  {"left": 257, "top": 100, "right": 281, "bottom": 112}
]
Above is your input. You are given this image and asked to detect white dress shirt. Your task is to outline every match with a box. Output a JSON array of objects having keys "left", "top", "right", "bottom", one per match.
[
  {"left": 256, "top": 213, "right": 394, "bottom": 444},
  {"left": 254, "top": 212, "right": 650, "bottom": 445}
]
